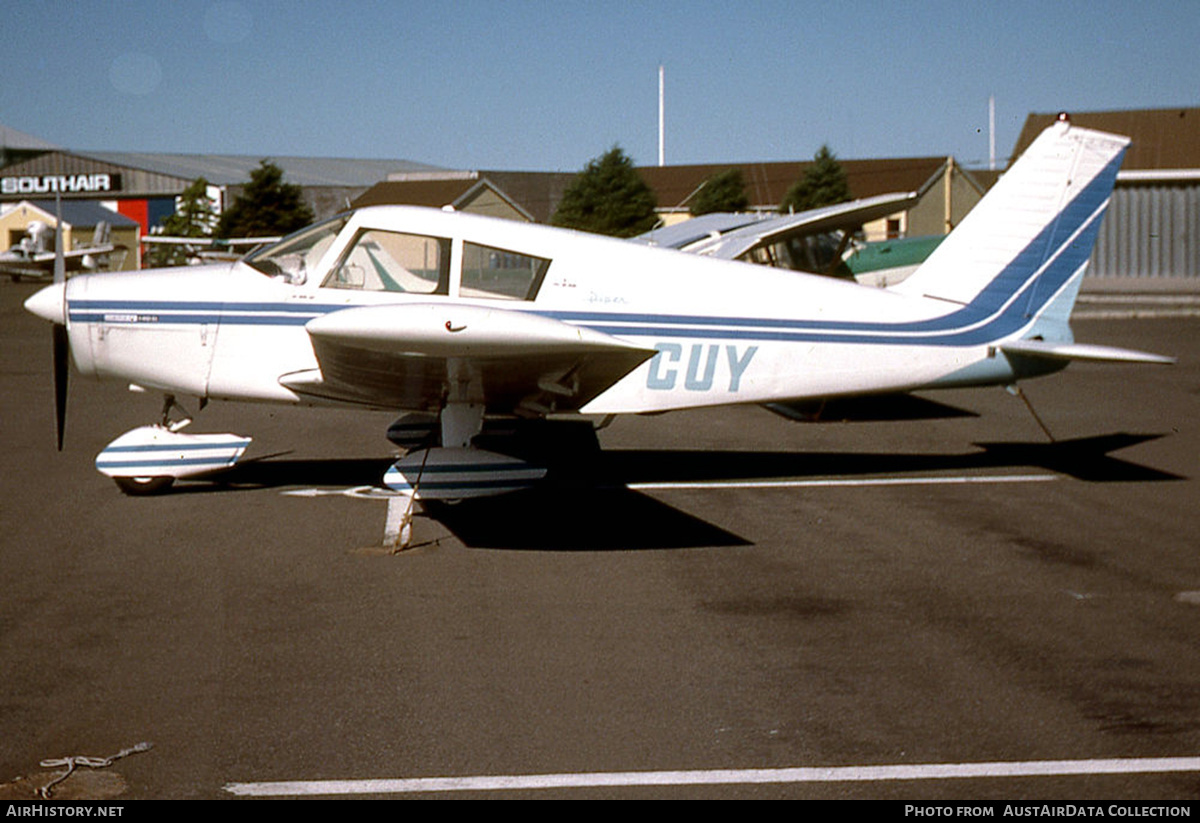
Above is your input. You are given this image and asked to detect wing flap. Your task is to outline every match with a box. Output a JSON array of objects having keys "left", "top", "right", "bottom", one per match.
[{"left": 298, "top": 303, "right": 655, "bottom": 412}]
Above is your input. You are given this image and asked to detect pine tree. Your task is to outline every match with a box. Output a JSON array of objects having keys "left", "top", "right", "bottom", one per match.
[
  {"left": 779, "top": 145, "right": 851, "bottom": 213},
  {"left": 690, "top": 168, "right": 749, "bottom": 216},
  {"left": 216, "top": 160, "right": 314, "bottom": 238},
  {"left": 148, "top": 177, "right": 216, "bottom": 267},
  {"left": 551, "top": 146, "right": 658, "bottom": 237}
]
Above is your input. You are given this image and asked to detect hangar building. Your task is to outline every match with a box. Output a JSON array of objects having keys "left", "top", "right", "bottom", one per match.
[{"left": 0, "top": 133, "right": 445, "bottom": 268}]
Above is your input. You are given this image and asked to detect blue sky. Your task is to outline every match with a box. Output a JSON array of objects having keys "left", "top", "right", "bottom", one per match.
[{"left": 5, "top": 1, "right": 1197, "bottom": 172}]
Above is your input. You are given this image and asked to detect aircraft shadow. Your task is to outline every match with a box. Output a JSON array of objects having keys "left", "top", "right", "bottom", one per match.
[
  {"left": 208, "top": 456, "right": 396, "bottom": 490},
  {"left": 424, "top": 488, "right": 751, "bottom": 551},
  {"left": 212, "top": 456, "right": 749, "bottom": 550},
  {"left": 200, "top": 431, "right": 1180, "bottom": 551},
  {"left": 593, "top": 433, "right": 1182, "bottom": 487}
]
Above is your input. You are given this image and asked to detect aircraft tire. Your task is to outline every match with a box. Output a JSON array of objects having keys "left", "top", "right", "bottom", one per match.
[{"left": 114, "top": 476, "right": 176, "bottom": 496}]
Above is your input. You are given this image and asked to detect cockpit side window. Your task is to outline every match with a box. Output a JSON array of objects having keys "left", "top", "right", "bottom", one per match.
[
  {"left": 460, "top": 242, "right": 550, "bottom": 300},
  {"left": 243, "top": 214, "right": 349, "bottom": 285},
  {"left": 322, "top": 229, "right": 450, "bottom": 294}
]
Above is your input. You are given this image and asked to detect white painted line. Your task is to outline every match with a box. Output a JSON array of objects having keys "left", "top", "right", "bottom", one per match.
[
  {"left": 1078, "top": 295, "right": 1200, "bottom": 305},
  {"left": 282, "top": 486, "right": 402, "bottom": 500},
  {"left": 1073, "top": 309, "right": 1200, "bottom": 320},
  {"left": 225, "top": 756, "right": 1200, "bottom": 796},
  {"left": 626, "top": 474, "right": 1057, "bottom": 491}
]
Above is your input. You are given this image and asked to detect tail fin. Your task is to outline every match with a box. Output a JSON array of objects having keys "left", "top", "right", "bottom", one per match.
[
  {"left": 92, "top": 221, "right": 110, "bottom": 246},
  {"left": 895, "top": 115, "right": 1128, "bottom": 335}
]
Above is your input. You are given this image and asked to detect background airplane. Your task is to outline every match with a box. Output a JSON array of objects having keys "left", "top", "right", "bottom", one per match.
[
  {"left": 1, "top": 219, "right": 125, "bottom": 281},
  {"left": 633, "top": 192, "right": 919, "bottom": 283},
  {"left": 23, "top": 116, "right": 1172, "bottom": 522}
]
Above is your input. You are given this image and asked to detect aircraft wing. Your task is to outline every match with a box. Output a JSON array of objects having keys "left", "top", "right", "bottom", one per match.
[
  {"left": 32, "top": 245, "right": 118, "bottom": 270},
  {"left": 631, "top": 213, "right": 765, "bottom": 250},
  {"left": 680, "top": 192, "right": 919, "bottom": 260},
  {"left": 141, "top": 236, "right": 282, "bottom": 246},
  {"left": 279, "top": 302, "right": 657, "bottom": 413},
  {"left": 0, "top": 260, "right": 51, "bottom": 279},
  {"left": 2, "top": 245, "right": 120, "bottom": 279}
]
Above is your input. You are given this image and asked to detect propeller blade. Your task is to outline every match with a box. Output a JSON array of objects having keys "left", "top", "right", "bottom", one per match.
[
  {"left": 53, "top": 322, "right": 69, "bottom": 451},
  {"left": 52, "top": 191, "right": 68, "bottom": 450},
  {"left": 54, "top": 192, "right": 65, "bottom": 285}
]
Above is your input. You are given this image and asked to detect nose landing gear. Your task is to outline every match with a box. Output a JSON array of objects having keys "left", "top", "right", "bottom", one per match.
[{"left": 96, "top": 394, "right": 252, "bottom": 495}]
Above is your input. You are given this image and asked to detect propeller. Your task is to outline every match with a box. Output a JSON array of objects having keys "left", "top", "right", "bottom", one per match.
[
  {"left": 22, "top": 193, "right": 71, "bottom": 450},
  {"left": 53, "top": 324, "right": 68, "bottom": 450},
  {"left": 52, "top": 193, "right": 68, "bottom": 450}
]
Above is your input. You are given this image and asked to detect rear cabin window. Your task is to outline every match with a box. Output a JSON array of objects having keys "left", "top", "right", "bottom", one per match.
[
  {"left": 460, "top": 242, "right": 549, "bottom": 300},
  {"left": 322, "top": 229, "right": 450, "bottom": 294}
]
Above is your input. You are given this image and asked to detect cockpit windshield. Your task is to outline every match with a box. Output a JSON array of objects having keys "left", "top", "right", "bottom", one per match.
[{"left": 243, "top": 214, "right": 350, "bottom": 284}]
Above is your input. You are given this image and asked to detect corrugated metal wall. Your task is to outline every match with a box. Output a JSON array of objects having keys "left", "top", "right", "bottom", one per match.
[{"left": 1090, "top": 184, "right": 1200, "bottom": 278}]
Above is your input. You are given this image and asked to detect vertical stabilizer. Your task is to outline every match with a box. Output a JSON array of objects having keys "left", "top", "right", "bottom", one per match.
[{"left": 895, "top": 116, "right": 1128, "bottom": 325}]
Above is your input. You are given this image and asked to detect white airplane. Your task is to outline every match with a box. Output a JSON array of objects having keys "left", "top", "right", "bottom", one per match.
[
  {"left": 24, "top": 116, "right": 1173, "bottom": 509},
  {"left": 1, "top": 220, "right": 125, "bottom": 282}
]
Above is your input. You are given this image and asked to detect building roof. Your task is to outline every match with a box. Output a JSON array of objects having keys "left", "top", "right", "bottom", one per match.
[
  {"left": 2, "top": 199, "right": 139, "bottom": 228},
  {"left": 353, "top": 176, "right": 535, "bottom": 221},
  {"left": 0, "top": 124, "right": 59, "bottom": 151},
  {"left": 73, "top": 151, "right": 446, "bottom": 187},
  {"left": 355, "top": 157, "right": 961, "bottom": 225},
  {"left": 475, "top": 171, "right": 579, "bottom": 223},
  {"left": 1012, "top": 108, "right": 1200, "bottom": 170},
  {"left": 635, "top": 157, "right": 953, "bottom": 211},
  {"left": 355, "top": 178, "right": 483, "bottom": 209},
  {"left": 356, "top": 171, "right": 577, "bottom": 223}
]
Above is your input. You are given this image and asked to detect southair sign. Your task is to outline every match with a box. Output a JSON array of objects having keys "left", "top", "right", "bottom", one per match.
[{"left": 1, "top": 173, "right": 123, "bottom": 196}]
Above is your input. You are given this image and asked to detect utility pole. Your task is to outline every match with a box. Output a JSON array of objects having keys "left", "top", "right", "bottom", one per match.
[
  {"left": 658, "top": 65, "right": 665, "bottom": 167},
  {"left": 989, "top": 95, "right": 996, "bottom": 171}
]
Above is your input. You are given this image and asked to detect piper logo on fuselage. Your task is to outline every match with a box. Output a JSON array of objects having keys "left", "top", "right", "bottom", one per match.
[{"left": 646, "top": 343, "right": 757, "bottom": 392}]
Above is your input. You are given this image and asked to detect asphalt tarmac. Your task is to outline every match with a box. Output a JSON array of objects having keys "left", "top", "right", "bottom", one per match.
[{"left": 2, "top": 279, "right": 1198, "bottom": 800}]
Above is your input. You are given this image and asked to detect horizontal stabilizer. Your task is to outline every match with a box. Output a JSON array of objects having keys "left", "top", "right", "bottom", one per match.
[{"left": 1001, "top": 339, "right": 1175, "bottom": 365}]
